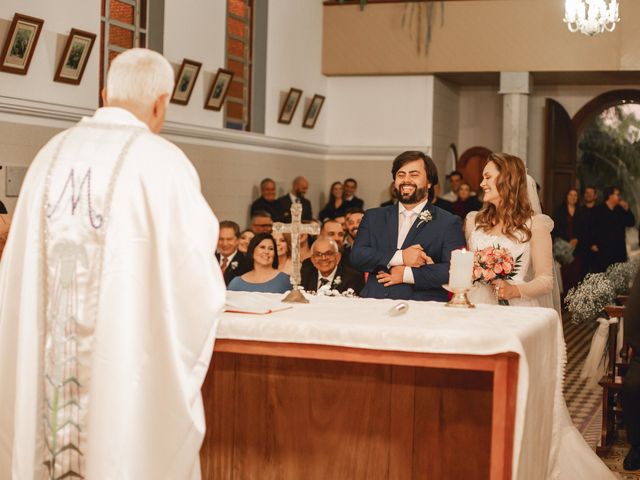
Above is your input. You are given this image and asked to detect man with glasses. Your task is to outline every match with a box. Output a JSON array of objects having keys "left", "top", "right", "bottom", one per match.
[
  {"left": 301, "top": 236, "right": 363, "bottom": 295},
  {"left": 250, "top": 210, "right": 274, "bottom": 234}
]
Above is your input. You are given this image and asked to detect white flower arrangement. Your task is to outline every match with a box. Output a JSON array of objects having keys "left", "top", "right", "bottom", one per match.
[
  {"left": 605, "top": 261, "right": 638, "bottom": 295},
  {"left": 314, "top": 283, "right": 356, "bottom": 298},
  {"left": 564, "top": 272, "right": 617, "bottom": 324},
  {"left": 416, "top": 210, "right": 433, "bottom": 228},
  {"left": 552, "top": 238, "right": 574, "bottom": 266}
]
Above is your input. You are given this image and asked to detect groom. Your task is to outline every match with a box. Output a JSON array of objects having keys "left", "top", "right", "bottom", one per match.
[{"left": 351, "top": 151, "right": 465, "bottom": 301}]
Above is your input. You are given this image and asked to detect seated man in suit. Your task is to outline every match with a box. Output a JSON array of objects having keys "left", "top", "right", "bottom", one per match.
[
  {"left": 342, "top": 178, "right": 364, "bottom": 210},
  {"left": 250, "top": 178, "right": 283, "bottom": 221},
  {"left": 301, "top": 236, "right": 364, "bottom": 295},
  {"left": 215, "top": 220, "right": 249, "bottom": 285},
  {"left": 351, "top": 151, "right": 465, "bottom": 301},
  {"left": 277, "top": 176, "right": 312, "bottom": 222}
]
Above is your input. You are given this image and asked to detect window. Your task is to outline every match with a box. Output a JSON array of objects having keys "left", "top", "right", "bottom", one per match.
[
  {"left": 100, "top": 0, "right": 148, "bottom": 97},
  {"left": 225, "top": 0, "right": 253, "bottom": 131}
]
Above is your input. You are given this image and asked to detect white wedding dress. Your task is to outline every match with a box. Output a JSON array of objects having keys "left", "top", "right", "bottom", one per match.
[{"left": 466, "top": 211, "right": 617, "bottom": 479}]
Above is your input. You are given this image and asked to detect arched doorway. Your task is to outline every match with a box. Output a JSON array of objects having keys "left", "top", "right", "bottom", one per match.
[
  {"left": 457, "top": 146, "right": 492, "bottom": 193},
  {"left": 544, "top": 89, "right": 640, "bottom": 213}
]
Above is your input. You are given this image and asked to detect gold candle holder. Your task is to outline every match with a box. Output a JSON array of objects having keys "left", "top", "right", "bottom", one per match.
[{"left": 443, "top": 284, "right": 475, "bottom": 309}]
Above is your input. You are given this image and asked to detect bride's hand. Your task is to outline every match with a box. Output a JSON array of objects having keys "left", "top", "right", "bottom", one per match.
[{"left": 492, "top": 280, "right": 521, "bottom": 301}]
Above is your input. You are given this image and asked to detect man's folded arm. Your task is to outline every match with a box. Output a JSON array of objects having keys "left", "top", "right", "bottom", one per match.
[{"left": 350, "top": 213, "right": 397, "bottom": 272}]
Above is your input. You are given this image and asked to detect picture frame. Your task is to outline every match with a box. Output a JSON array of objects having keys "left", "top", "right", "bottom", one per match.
[
  {"left": 204, "top": 68, "right": 234, "bottom": 111},
  {"left": 0, "top": 13, "right": 45, "bottom": 75},
  {"left": 170, "top": 59, "right": 202, "bottom": 105},
  {"left": 278, "top": 88, "right": 303, "bottom": 124},
  {"left": 53, "top": 29, "right": 96, "bottom": 85},
  {"left": 302, "top": 94, "right": 325, "bottom": 129}
]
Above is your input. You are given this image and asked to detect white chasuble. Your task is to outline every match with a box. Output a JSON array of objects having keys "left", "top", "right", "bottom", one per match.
[{"left": 0, "top": 107, "right": 226, "bottom": 480}]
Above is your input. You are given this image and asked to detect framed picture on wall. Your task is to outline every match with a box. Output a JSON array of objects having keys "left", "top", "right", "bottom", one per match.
[
  {"left": 0, "top": 13, "right": 45, "bottom": 75},
  {"left": 204, "top": 68, "right": 234, "bottom": 111},
  {"left": 54, "top": 29, "right": 96, "bottom": 85},
  {"left": 170, "top": 59, "right": 202, "bottom": 105},
  {"left": 302, "top": 94, "right": 325, "bottom": 129},
  {"left": 278, "top": 88, "right": 303, "bottom": 124}
]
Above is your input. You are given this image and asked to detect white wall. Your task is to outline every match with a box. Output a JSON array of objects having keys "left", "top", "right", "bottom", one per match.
[
  {"left": 326, "top": 75, "right": 434, "bottom": 148},
  {"left": 163, "top": 0, "right": 226, "bottom": 128},
  {"left": 0, "top": 1, "right": 100, "bottom": 111},
  {"left": 432, "top": 77, "right": 460, "bottom": 188},
  {"left": 265, "top": 0, "right": 327, "bottom": 143}
]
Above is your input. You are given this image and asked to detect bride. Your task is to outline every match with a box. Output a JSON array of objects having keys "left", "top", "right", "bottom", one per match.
[{"left": 465, "top": 153, "right": 616, "bottom": 479}]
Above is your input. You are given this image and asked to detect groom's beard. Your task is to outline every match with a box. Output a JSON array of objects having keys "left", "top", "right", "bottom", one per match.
[{"left": 394, "top": 183, "right": 428, "bottom": 205}]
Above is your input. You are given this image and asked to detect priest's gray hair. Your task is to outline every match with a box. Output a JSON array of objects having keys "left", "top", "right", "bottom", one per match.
[
  {"left": 106, "top": 48, "right": 174, "bottom": 108},
  {"left": 311, "top": 236, "right": 339, "bottom": 253}
]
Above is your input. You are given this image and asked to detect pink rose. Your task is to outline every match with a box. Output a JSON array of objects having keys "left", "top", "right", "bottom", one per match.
[
  {"left": 473, "top": 267, "right": 483, "bottom": 280},
  {"left": 493, "top": 264, "right": 503, "bottom": 274},
  {"left": 483, "top": 270, "right": 496, "bottom": 281},
  {"left": 503, "top": 262, "right": 513, "bottom": 274}
]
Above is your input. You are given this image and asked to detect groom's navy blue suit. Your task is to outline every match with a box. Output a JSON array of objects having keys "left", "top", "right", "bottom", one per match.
[{"left": 350, "top": 202, "right": 465, "bottom": 301}]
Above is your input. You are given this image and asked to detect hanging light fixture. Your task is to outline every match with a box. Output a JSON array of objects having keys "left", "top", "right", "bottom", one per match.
[{"left": 564, "top": 0, "right": 620, "bottom": 36}]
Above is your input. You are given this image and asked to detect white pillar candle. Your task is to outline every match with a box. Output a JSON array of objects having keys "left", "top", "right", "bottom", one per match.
[{"left": 449, "top": 249, "right": 474, "bottom": 289}]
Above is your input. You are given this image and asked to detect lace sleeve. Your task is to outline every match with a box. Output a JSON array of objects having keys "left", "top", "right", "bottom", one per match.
[
  {"left": 517, "top": 214, "right": 554, "bottom": 300},
  {"left": 464, "top": 211, "right": 478, "bottom": 246}
]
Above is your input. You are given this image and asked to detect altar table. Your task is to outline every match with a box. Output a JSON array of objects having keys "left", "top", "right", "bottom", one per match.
[{"left": 200, "top": 294, "right": 561, "bottom": 480}]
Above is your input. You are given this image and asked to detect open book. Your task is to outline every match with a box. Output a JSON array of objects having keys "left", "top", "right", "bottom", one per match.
[{"left": 224, "top": 291, "right": 293, "bottom": 315}]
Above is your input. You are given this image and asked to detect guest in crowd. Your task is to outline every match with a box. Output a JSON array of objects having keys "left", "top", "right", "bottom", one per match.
[
  {"left": 298, "top": 229, "right": 313, "bottom": 262},
  {"left": 552, "top": 188, "right": 585, "bottom": 294},
  {"left": 250, "top": 177, "right": 282, "bottom": 221},
  {"left": 622, "top": 270, "right": 640, "bottom": 471},
  {"left": 301, "top": 236, "right": 364, "bottom": 295},
  {"left": 450, "top": 182, "right": 482, "bottom": 219},
  {"left": 591, "top": 186, "right": 635, "bottom": 272},
  {"left": 319, "top": 181, "right": 345, "bottom": 221},
  {"left": 343, "top": 207, "right": 364, "bottom": 267},
  {"left": 278, "top": 176, "right": 312, "bottom": 222},
  {"left": 321, "top": 219, "right": 346, "bottom": 250},
  {"left": 581, "top": 185, "right": 599, "bottom": 274},
  {"left": 440, "top": 170, "right": 464, "bottom": 202},
  {"left": 238, "top": 229, "right": 254, "bottom": 254},
  {"left": 334, "top": 214, "right": 346, "bottom": 231},
  {"left": 380, "top": 181, "right": 396, "bottom": 207},
  {"left": 432, "top": 184, "right": 453, "bottom": 213},
  {"left": 216, "top": 221, "right": 249, "bottom": 286},
  {"left": 343, "top": 178, "right": 364, "bottom": 210},
  {"left": 272, "top": 232, "right": 293, "bottom": 275},
  {"left": 228, "top": 233, "right": 291, "bottom": 293},
  {"left": 250, "top": 210, "right": 273, "bottom": 234}
]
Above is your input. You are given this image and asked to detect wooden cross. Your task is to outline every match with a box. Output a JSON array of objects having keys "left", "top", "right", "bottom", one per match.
[{"left": 272, "top": 202, "right": 320, "bottom": 303}]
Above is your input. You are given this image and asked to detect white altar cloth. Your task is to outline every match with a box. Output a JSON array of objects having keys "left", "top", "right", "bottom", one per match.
[{"left": 217, "top": 293, "right": 562, "bottom": 480}]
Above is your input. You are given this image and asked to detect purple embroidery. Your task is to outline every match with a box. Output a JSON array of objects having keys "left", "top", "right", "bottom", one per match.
[{"left": 46, "top": 168, "right": 104, "bottom": 229}]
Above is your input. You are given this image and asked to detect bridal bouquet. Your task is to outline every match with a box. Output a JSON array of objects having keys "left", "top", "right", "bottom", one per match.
[{"left": 472, "top": 245, "right": 522, "bottom": 305}]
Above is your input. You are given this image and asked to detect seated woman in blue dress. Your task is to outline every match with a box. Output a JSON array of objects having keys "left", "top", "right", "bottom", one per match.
[{"left": 228, "top": 233, "right": 291, "bottom": 293}]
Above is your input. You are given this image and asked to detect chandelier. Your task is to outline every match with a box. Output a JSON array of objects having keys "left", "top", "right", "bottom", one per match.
[{"left": 564, "top": 0, "right": 620, "bottom": 36}]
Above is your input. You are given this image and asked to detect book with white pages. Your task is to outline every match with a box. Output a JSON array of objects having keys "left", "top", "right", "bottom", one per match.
[{"left": 224, "top": 291, "right": 293, "bottom": 315}]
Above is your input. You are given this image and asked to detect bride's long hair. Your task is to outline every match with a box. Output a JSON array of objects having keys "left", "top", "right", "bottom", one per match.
[{"left": 475, "top": 153, "right": 534, "bottom": 242}]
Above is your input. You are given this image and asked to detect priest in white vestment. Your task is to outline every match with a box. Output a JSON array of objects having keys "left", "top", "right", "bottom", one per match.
[{"left": 0, "top": 49, "right": 226, "bottom": 480}]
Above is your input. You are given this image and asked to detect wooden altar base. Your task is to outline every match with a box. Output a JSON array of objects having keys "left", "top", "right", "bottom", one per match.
[{"left": 201, "top": 340, "right": 519, "bottom": 480}]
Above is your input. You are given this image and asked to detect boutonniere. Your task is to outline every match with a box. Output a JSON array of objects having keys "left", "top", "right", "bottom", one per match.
[
  {"left": 333, "top": 276, "right": 342, "bottom": 286},
  {"left": 416, "top": 210, "right": 433, "bottom": 228},
  {"left": 230, "top": 261, "right": 238, "bottom": 270}
]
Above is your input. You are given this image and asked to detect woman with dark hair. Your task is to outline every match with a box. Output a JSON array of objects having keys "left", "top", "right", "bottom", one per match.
[
  {"left": 237, "top": 229, "right": 254, "bottom": 254},
  {"left": 552, "top": 188, "right": 584, "bottom": 293},
  {"left": 228, "top": 233, "right": 290, "bottom": 293},
  {"left": 272, "top": 232, "right": 293, "bottom": 275},
  {"left": 465, "top": 152, "right": 615, "bottom": 480},
  {"left": 319, "top": 181, "right": 346, "bottom": 222}
]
